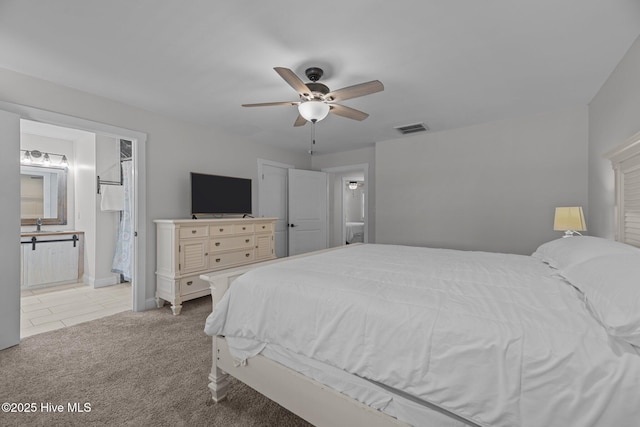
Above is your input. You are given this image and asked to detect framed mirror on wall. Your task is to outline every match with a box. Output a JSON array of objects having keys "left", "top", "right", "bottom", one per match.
[{"left": 20, "top": 164, "right": 67, "bottom": 226}]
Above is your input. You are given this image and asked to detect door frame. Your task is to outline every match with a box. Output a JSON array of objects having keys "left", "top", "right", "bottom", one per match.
[
  {"left": 321, "top": 163, "right": 369, "bottom": 245},
  {"left": 0, "top": 100, "right": 148, "bottom": 312},
  {"left": 257, "top": 158, "right": 293, "bottom": 257},
  {"left": 0, "top": 108, "right": 20, "bottom": 349}
]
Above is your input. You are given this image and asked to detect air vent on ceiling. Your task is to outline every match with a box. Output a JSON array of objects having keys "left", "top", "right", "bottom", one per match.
[{"left": 394, "top": 122, "right": 429, "bottom": 135}]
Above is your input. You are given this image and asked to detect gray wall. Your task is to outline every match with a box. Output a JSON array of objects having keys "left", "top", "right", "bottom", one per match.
[
  {"left": 588, "top": 35, "right": 640, "bottom": 239},
  {"left": 375, "top": 106, "right": 589, "bottom": 255},
  {"left": 0, "top": 67, "right": 310, "bottom": 307}
]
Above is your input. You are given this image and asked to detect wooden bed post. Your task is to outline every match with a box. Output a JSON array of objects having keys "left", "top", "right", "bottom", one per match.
[
  {"left": 207, "top": 274, "right": 232, "bottom": 402},
  {"left": 209, "top": 336, "right": 231, "bottom": 402}
]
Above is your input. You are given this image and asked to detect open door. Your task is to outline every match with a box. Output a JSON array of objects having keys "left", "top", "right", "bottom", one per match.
[
  {"left": 0, "top": 109, "right": 21, "bottom": 349},
  {"left": 288, "top": 169, "right": 328, "bottom": 256},
  {"left": 259, "top": 161, "right": 290, "bottom": 258}
]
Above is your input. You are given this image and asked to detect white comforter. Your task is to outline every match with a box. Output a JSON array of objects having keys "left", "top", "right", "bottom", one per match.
[{"left": 204, "top": 244, "right": 640, "bottom": 427}]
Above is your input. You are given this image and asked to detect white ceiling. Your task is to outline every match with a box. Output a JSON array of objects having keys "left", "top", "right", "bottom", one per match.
[{"left": 1, "top": 1, "right": 639, "bottom": 155}]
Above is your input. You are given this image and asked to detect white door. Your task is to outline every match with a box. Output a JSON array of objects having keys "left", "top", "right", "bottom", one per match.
[
  {"left": 0, "top": 109, "right": 21, "bottom": 350},
  {"left": 258, "top": 161, "right": 290, "bottom": 258},
  {"left": 288, "top": 169, "right": 328, "bottom": 256}
]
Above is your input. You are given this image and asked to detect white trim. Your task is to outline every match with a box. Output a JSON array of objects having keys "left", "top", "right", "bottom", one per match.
[
  {"left": 606, "top": 131, "right": 640, "bottom": 247},
  {"left": 0, "top": 100, "right": 148, "bottom": 312},
  {"left": 85, "top": 275, "right": 119, "bottom": 288},
  {"left": 0, "top": 108, "right": 21, "bottom": 350},
  {"left": 605, "top": 130, "right": 640, "bottom": 164}
]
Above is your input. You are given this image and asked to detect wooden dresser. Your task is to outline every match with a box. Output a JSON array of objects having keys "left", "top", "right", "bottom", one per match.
[{"left": 154, "top": 218, "right": 277, "bottom": 314}]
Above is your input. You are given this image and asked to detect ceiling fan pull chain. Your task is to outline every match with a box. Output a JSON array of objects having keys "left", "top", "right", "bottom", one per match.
[{"left": 309, "top": 122, "right": 316, "bottom": 155}]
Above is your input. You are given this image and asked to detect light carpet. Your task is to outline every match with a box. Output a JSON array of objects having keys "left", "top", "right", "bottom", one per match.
[{"left": 0, "top": 296, "right": 311, "bottom": 427}]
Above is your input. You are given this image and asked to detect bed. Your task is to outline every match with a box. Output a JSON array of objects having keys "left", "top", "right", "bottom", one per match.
[{"left": 203, "top": 237, "right": 640, "bottom": 427}]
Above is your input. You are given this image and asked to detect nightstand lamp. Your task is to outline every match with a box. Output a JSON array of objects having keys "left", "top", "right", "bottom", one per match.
[{"left": 554, "top": 206, "right": 586, "bottom": 237}]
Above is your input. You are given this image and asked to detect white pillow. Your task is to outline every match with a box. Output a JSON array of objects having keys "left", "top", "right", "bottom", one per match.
[
  {"left": 532, "top": 236, "right": 640, "bottom": 269},
  {"left": 561, "top": 254, "right": 640, "bottom": 347}
]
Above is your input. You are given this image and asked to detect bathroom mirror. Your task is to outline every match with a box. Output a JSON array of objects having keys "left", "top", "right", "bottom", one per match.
[{"left": 20, "top": 165, "right": 67, "bottom": 226}]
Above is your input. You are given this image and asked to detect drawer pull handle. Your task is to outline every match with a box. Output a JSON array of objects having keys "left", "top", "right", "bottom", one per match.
[
  {"left": 242, "top": 227, "right": 246, "bottom": 230},
  {"left": 215, "top": 242, "right": 221, "bottom": 246},
  {"left": 204, "top": 252, "right": 208, "bottom": 256},
  {"left": 245, "top": 239, "right": 250, "bottom": 243},
  {"left": 215, "top": 258, "right": 221, "bottom": 263},
  {"left": 186, "top": 281, "right": 193, "bottom": 286},
  {"left": 192, "top": 230, "right": 197, "bottom": 234},
  {"left": 245, "top": 253, "right": 250, "bottom": 257},
  {"left": 262, "top": 225, "right": 266, "bottom": 229},
  {"left": 219, "top": 228, "right": 224, "bottom": 232}
]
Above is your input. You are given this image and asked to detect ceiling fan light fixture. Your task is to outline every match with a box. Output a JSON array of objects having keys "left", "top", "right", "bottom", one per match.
[{"left": 298, "top": 101, "right": 330, "bottom": 123}]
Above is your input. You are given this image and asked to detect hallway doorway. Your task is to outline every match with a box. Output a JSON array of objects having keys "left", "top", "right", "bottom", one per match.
[{"left": 322, "top": 163, "right": 370, "bottom": 248}]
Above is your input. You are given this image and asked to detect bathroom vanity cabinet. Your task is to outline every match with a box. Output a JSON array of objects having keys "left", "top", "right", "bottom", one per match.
[{"left": 20, "top": 231, "right": 84, "bottom": 289}]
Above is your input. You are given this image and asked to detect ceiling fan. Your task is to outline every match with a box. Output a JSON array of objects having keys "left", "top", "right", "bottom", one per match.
[{"left": 242, "top": 67, "right": 384, "bottom": 126}]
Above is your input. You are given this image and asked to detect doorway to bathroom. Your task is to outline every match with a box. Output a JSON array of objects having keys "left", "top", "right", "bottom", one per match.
[{"left": 19, "top": 120, "right": 137, "bottom": 337}]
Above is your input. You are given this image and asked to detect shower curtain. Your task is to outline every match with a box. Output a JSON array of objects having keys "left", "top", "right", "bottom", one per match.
[{"left": 111, "top": 160, "right": 133, "bottom": 281}]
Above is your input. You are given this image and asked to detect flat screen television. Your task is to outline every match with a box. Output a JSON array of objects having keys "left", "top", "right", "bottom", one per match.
[{"left": 190, "top": 172, "right": 252, "bottom": 216}]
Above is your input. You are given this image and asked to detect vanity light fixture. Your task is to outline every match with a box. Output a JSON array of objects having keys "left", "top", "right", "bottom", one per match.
[
  {"left": 20, "top": 149, "right": 69, "bottom": 169},
  {"left": 348, "top": 181, "right": 358, "bottom": 190}
]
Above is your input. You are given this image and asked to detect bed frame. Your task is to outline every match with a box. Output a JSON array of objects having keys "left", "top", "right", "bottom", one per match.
[
  {"left": 201, "top": 248, "right": 409, "bottom": 427},
  {"left": 201, "top": 135, "right": 640, "bottom": 424}
]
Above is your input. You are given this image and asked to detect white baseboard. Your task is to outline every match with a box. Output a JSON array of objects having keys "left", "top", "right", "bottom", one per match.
[{"left": 83, "top": 274, "right": 119, "bottom": 288}]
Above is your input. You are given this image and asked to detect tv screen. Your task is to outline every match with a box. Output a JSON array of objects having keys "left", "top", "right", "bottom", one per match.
[{"left": 190, "top": 172, "right": 252, "bottom": 215}]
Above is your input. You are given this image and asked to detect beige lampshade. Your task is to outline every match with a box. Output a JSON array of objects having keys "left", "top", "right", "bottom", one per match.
[{"left": 553, "top": 207, "right": 586, "bottom": 232}]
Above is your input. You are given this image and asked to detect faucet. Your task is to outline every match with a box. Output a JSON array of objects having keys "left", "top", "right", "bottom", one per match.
[{"left": 36, "top": 218, "right": 42, "bottom": 232}]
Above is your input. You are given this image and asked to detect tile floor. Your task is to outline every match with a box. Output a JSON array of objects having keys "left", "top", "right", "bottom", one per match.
[{"left": 21, "top": 282, "right": 132, "bottom": 338}]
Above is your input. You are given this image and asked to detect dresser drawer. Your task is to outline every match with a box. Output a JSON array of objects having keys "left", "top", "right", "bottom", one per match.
[
  {"left": 211, "top": 235, "right": 255, "bottom": 253},
  {"left": 255, "top": 222, "right": 273, "bottom": 233},
  {"left": 235, "top": 223, "right": 254, "bottom": 234},
  {"left": 210, "top": 249, "right": 255, "bottom": 269},
  {"left": 179, "top": 226, "right": 209, "bottom": 239},
  {"left": 179, "top": 276, "right": 210, "bottom": 296},
  {"left": 210, "top": 224, "right": 234, "bottom": 236}
]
